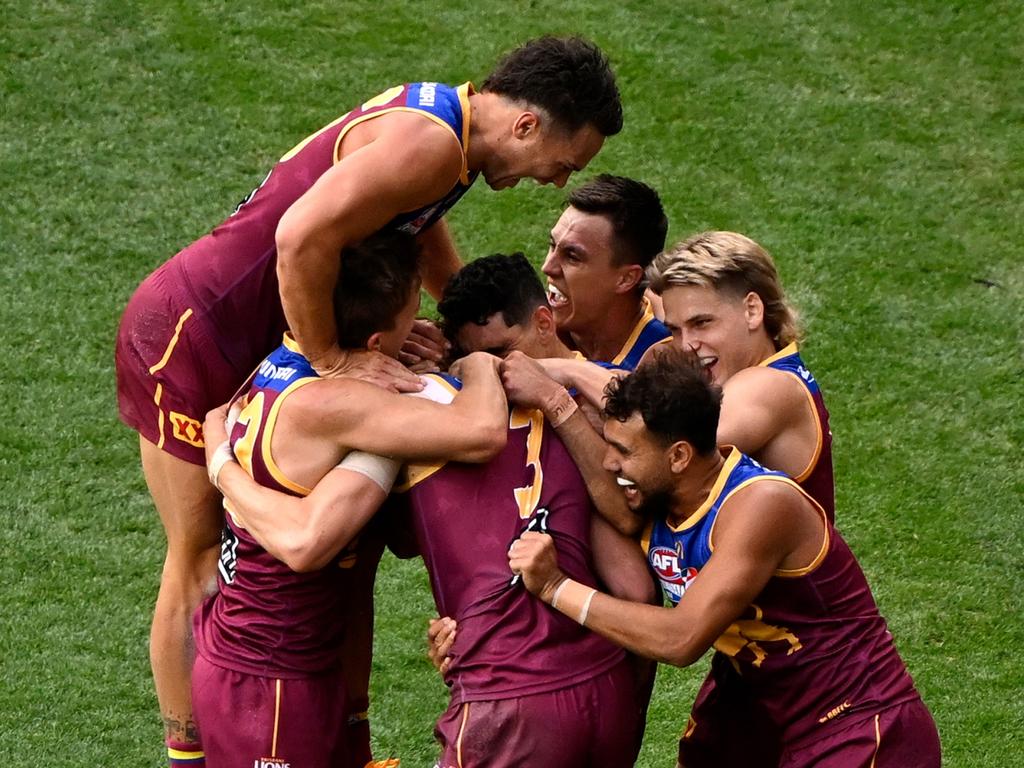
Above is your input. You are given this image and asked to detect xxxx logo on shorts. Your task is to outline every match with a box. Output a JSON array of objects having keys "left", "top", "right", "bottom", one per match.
[
  {"left": 254, "top": 759, "right": 290, "bottom": 768},
  {"left": 169, "top": 411, "right": 204, "bottom": 447}
]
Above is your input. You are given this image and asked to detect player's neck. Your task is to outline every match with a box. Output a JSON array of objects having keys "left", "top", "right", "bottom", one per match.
[
  {"left": 464, "top": 91, "right": 509, "bottom": 173},
  {"left": 668, "top": 451, "right": 727, "bottom": 526},
  {"left": 570, "top": 298, "right": 645, "bottom": 363}
]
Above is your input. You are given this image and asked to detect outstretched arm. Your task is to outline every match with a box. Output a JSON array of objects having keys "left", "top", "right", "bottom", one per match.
[{"left": 509, "top": 483, "right": 810, "bottom": 667}]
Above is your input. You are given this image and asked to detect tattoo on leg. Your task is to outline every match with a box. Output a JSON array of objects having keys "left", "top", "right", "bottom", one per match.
[{"left": 163, "top": 714, "right": 200, "bottom": 743}]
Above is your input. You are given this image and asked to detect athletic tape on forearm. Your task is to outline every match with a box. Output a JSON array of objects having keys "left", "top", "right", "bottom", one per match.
[
  {"left": 549, "top": 578, "right": 598, "bottom": 625},
  {"left": 337, "top": 451, "right": 400, "bottom": 493},
  {"left": 547, "top": 388, "right": 579, "bottom": 428},
  {"left": 208, "top": 440, "right": 235, "bottom": 491}
]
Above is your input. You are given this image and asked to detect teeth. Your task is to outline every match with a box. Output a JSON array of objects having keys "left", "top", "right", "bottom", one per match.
[
  {"left": 547, "top": 283, "right": 567, "bottom": 303},
  {"left": 615, "top": 477, "right": 636, "bottom": 487},
  {"left": 699, "top": 357, "right": 716, "bottom": 368}
]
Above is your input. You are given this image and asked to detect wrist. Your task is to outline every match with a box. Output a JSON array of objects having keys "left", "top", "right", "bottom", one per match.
[
  {"left": 207, "top": 440, "right": 236, "bottom": 491},
  {"left": 548, "top": 578, "right": 599, "bottom": 626},
  {"left": 543, "top": 387, "right": 578, "bottom": 428}
]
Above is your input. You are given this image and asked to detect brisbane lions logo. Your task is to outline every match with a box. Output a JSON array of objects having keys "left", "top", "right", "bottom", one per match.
[{"left": 648, "top": 545, "right": 697, "bottom": 604}]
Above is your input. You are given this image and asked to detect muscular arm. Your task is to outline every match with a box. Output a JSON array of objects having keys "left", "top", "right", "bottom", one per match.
[
  {"left": 416, "top": 219, "right": 463, "bottom": 300},
  {"left": 204, "top": 355, "right": 506, "bottom": 572},
  {"left": 718, "top": 367, "right": 816, "bottom": 476},
  {"left": 511, "top": 483, "right": 818, "bottom": 667},
  {"left": 538, "top": 357, "right": 621, "bottom": 410},
  {"left": 288, "top": 352, "right": 507, "bottom": 466},
  {"left": 589, "top": 515, "right": 657, "bottom": 604},
  {"left": 276, "top": 114, "right": 464, "bottom": 373},
  {"left": 220, "top": 463, "right": 387, "bottom": 572}
]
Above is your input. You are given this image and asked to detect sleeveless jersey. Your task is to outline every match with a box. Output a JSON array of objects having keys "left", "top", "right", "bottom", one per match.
[
  {"left": 157, "top": 82, "right": 477, "bottom": 379},
  {"left": 644, "top": 448, "right": 919, "bottom": 745},
  {"left": 194, "top": 336, "right": 362, "bottom": 677},
  {"left": 609, "top": 298, "right": 672, "bottom": 370},
  {"left": 394, "top": 375, "right": 626, "bottom": 704},
  {"left": 760, "top": 343, "right": 835, "bottom": 520}
]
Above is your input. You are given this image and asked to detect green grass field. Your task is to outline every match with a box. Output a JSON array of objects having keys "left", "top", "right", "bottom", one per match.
[{"left": 3, "top": 1, "right": 1022, "bottom": 765}]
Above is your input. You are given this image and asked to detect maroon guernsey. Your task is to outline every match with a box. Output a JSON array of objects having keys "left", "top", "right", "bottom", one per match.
[
  {"left": 394, "top": 376, "right": 626, "bottom": 704},
  {"left": 193, "top": 338, "right": 362, "bottom": 677}
]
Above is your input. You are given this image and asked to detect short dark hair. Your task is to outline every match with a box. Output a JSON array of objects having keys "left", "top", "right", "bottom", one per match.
[
  {"left": 334, "top": 231, "right": 420, "bottom": 349},
  {"left": 437, "top": 252, "right": 547, "bottom": 345},
  {"left": 482, "top": 36, "right": 622, "bottom": 137},
  {"left": 603, "top": 346, "right": 722, "bottom": 456},
  {"left": 567, "top": 174, "right": 668, "bottom": 269}
]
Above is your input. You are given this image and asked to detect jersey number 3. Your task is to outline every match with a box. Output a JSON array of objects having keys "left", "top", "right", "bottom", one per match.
[{"left": 510, "top": 407, "right": 545, "bottom": 519}]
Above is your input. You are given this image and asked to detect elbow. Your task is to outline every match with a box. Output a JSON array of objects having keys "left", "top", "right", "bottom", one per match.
[
  {"left": 660, "top": 633, "right": 705, "bottom": 668},
  {"left": 277, "top": 528, "right": 343, "bottom": 573},
  {"left": 460, "top": 423, "right": 508, "bottom": 463},
  {"left": 274, "top": 210, "right": 308, "bottom": 278}
]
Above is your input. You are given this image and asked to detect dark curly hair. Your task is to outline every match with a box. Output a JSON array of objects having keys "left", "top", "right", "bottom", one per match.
[
  {"left": 334, "top": 230, "right": 420, "bottom": 349},
  {"left": 603, "top": 346, "right": 722, "bottom": 456},
  {"left": 567, "top": 174, "right": 668, "bottom": 268},
  {"left": 437, "top": 252, "right": 547, "bottom": 347},
  {"left": 482, "top": 36, "right": 622, "bottom": 136}
]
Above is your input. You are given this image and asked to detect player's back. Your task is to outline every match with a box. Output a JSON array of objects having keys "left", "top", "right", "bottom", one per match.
[{"left": 395, "top": 396, "right": 625, "bottom": 705}]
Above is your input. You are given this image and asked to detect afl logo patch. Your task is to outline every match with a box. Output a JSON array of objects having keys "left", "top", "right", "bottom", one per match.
[{"left": 648, "top": 545, "right": 697, "bottom": 603}]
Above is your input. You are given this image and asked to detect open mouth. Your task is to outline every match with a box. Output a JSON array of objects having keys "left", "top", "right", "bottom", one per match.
[
  {"left": 616, "top": 476, "right": 640, "bottom": 504},
  {"left": 547, "top": 283, "right": 569, "bottom": 308}
]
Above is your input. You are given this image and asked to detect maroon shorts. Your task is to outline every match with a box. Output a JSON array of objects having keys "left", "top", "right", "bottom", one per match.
[
  {"left": 779, "top": 698, "right": 940, "bottom": 768},
  {"left": 192, "top": 654, "right": 352, "bottom": 768},
  {"left": 115, "top": 269, "right": 244, "bottom": 465},
  {"left": 678, "top": 664, "right": 780, "bottom": 768},
  {"left": 434, "top": 658, "right": 640, "bottom": 768}
]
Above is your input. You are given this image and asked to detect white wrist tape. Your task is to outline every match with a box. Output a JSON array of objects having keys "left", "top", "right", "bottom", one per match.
[
  {"left": 208, "top": 440, "right": 235, "bottom": 491},
  {"left": 337, "top": 450, "right": 401, "bottom": 493}
]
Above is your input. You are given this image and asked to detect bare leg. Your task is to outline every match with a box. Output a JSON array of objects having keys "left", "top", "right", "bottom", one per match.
[{"left": 140, "top": 436, "right": 223, "bottom": 744}]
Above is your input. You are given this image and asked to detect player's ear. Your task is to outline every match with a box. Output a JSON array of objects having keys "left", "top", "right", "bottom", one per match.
[
  {"left": 744, "top": 291, "right": 765, "bottom": 331},
  {"left": 366, "top": 332, "right": 384, "bottom": 352},
  {"left": 533, "top": 305, "right": 556, "bottom": 337},
  {"left": 615, "top": 264, "right": 644, "bottom": 294},
  {"left": 668, "top": 440, "right": 693, "bottom": 474},
  {"left": 513, "top": 110, "right": 540, "bottom": 140}
]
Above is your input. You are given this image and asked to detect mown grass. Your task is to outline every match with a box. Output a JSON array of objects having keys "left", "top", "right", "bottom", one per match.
[{"left": 2, "top": 1, "right": 1021, "bottom": 765}]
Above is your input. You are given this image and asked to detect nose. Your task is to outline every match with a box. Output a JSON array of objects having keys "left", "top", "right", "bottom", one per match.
[
  {"left": 602, "top": 447, "right": 619, "bottom": 474},
  {"left": 541, "top": 250, "right": 559, "bottom": 278}
]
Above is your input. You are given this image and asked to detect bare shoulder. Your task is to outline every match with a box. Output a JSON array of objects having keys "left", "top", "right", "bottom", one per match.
[
  {"left": 282, "top": 377, "right": 385, "bottom": 431},
  {"left": 341, "top": 111, "right": 464, "bottom": 179},
  {"left": 724, "top": 366, "right": 806, "bottom": 414}
]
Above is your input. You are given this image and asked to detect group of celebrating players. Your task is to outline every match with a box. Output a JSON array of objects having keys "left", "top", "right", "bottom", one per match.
[{"left": 115, "top": 35, "right": 942, "bottom": 768}]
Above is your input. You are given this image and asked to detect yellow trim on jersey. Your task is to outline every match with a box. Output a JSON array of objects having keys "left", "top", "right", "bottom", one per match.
[
  {"left": 663, "top": 448, "right": 743, "bottom": 533},
  {"left": 757, "top": 341, "right": 823, "bottom": 482},
  {"left": 260, "top": 376, "right": 319, "bottom": 495},
  {"left": 611, "top": 297, "right": 658, "bottom": 366},
  {"left": 455, "top": 82, "right": 474, "bottom": 184},
  {"left": 148, "top": 308, "right": 193, "bottom": 375},
  {"left": 640, "top": 519, "right": 654, "bottom": 556},
  {"left": 705, "top": 469, "right": 831, "bottom": 578},
  {"left": 282, "top": 332, "right": 302, "bottom": 353},
  {"left": 332, "top": 108, "right": 465, "bottom": 173},
  {"left": 758, "top": 340, "right": 798, "bottom": 368}
]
